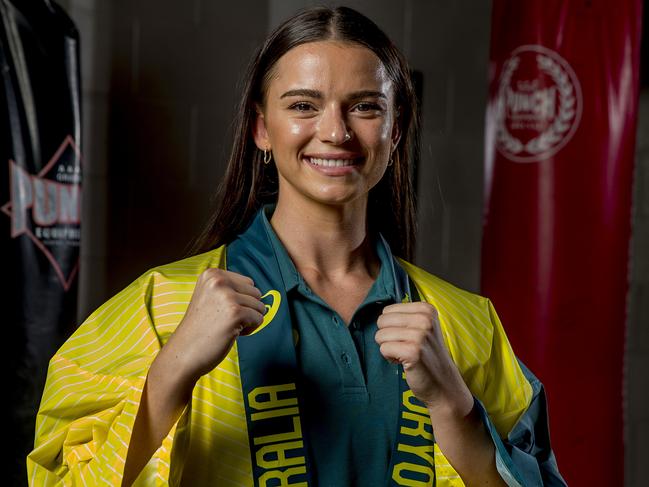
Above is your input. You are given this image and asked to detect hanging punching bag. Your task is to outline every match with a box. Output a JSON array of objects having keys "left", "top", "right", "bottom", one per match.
[
  {"left": 482, "top": 1, "right": 642, "bottom": 485},
  {"left": 1, "top": 1, "right": 81, "bottom": 484}
]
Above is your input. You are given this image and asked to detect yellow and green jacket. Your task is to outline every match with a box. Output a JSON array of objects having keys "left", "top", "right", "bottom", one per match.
[{"left": 27, "top": 245, "right": 564, "bottom": 486}]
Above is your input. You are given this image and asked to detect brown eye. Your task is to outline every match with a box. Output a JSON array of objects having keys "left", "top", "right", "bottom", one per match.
[
  {"left": 354, "top": 102, "right": 382, "bottom": 113},
  {"left": 290, "top": 102, "right": 314, "bottom": 112}
]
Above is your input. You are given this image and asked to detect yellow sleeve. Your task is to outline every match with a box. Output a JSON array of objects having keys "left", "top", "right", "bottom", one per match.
[
  {"left": 480, "top": 298, "right": 533, "bottom": 438},
  {"left": 26, "top": 274, "right": 189, "bottom": 486},
  {"left": 400, "top": 259, "right": 533, "bottom": 437},
  {"left": 403, "top": 262, "right": 535, "bottom": 485}
]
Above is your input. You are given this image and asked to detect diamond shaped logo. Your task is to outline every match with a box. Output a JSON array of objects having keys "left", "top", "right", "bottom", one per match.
[{"left": 2, "top": 136, "right": 82, "bottom": 290}]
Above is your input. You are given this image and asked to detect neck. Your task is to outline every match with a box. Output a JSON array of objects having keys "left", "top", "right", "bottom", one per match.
[{"left": 269, "top": 195, "right": 378, "bottom": 281}]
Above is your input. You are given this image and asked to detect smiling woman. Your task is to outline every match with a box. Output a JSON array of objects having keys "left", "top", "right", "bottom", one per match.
[
  {"left": 190, "top": 6, "right": 418, "bottom": 263},
  {"left": 28, "top": 6, "right": 564, "bottom": 487},
  {"left": 254, "top": 41, "right": 398, "bottom": 212}
]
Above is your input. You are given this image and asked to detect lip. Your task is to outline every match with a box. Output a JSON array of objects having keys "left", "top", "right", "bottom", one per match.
[
  {"left": 302, "top": 154, "right": 363, "bottom": 176},
  {"left": 303, "top": 152, "right": 362, "bottom": 160}
]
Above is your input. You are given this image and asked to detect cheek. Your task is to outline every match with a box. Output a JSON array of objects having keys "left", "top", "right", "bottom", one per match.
[
  {"left": 378, "top": 117, "right": 396, "bottom": 142},
  {"left": 289, "top": 120, "right": 304, "bottom": 136},
  {"left": 358, "top": 118, "right": 394, "bottom": 147},
  {"left": 268, "top": 117, "right": 314, "bottom": 147}
]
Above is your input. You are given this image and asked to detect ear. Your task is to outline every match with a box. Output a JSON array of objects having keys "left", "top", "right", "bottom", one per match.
[
  {"left": 252, "top": 107, "right": 270, "bottom": 151},
  {"left": 390, "top": 113, "right": 402, "bottom": 153}
]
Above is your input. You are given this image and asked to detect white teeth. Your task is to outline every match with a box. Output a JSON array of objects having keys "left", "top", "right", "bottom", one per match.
[{"left": 308, "top": 157, "right": 355, "bottom": 167}]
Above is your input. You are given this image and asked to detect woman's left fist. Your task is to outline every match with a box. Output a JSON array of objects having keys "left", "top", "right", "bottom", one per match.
[{"left": 375, "top": 302, "right": 473, "bottom": 417}]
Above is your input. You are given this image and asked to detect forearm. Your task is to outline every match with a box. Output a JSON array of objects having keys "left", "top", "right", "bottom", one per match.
[
  {"left": 429, "top": 401, "right": 506, "bottom": 487},
  {"left": 122, "top": 341, "right": 196, "bottom": 486}
]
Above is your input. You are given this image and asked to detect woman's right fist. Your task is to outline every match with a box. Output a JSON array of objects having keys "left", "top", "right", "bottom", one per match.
[{"left": 161, "top": 268, "right": 266, "bottom": 384}]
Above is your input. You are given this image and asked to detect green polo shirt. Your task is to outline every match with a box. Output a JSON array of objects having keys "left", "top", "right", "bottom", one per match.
[{"left": 261, "top": 206, "right": 402, "bottom": 486}]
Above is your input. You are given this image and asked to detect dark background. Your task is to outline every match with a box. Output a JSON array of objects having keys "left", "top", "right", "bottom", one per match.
[{"left": 42, "top": 1, "right": 649, "bottom": 486}]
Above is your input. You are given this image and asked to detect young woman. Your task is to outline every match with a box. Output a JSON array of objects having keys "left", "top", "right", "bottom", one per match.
[{"left": 28, "top": 7, "right": 564, "bottom": 486}]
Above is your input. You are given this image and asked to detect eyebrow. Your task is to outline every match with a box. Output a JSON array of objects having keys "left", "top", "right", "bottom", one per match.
[
  {"left": 279, "top": 89, "right": 387, "bottom": 101},
  {"left": 280, "top": 89, "right": 322, "bottom": 99}
]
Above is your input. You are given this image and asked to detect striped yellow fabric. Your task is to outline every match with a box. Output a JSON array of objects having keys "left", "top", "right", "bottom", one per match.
[
  {"left": 398, "top": 259, "right": 534, "bottom": 439},
  {"left": 27, "top": 248, "right": 532, "bottom": 486}
]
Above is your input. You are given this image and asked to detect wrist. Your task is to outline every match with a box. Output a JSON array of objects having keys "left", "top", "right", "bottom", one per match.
[
  {"left": 425, "top": 388, "right": 475, "bottom": 425},
  {"left": 149, "top": 338, "right": 199, "bottom": 404}
]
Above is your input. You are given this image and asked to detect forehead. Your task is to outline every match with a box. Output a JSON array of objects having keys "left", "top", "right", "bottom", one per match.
[{"left": 267, "top": 41, "right": 392, "bottom": 95}]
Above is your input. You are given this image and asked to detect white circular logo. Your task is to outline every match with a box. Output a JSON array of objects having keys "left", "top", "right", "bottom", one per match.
[{"left": 495, "top": 44, "right": 582, "bottom": 163}]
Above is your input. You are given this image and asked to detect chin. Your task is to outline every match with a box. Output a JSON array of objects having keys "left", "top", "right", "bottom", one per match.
[{"left": 309, "top": 190, "right": 365, "bottom": 207}]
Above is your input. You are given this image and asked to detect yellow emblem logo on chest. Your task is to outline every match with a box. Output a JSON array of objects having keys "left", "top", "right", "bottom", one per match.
[{"left": 248, "top": 289, "right": 281, "bottom": 335}]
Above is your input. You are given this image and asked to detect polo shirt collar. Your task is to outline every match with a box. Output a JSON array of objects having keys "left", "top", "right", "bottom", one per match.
[
  {"left": 259, "top": 204, "right": 401, "bottom": 303},
  {"left": 260, "top": 204, "right": 301, "bottom": 293}
]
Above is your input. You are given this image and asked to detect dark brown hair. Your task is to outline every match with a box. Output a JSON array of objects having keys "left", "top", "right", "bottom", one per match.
[{"left": 190, "top": 6, "right": 419, "bottom": 260}]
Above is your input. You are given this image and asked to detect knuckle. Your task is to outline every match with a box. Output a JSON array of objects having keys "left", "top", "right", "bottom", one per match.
[
  {"left": 423, "top": 317, "right": 436, "bottom": 331},
  {"left": 201, "top": 268, "right": 221, "bottom": 278},
  {"left": 256, "top": 311, "right": 265, "bottom": 325},
  {"left": 205, "top": 273, "right": 227, "bottom": 289},
  {"left": 408, "top": 343, "right": 422, "bottom": 361},
  {"left": 232, "top": 271, "right": 255, "bottom": 287},
  {"left": 413, "top": 329, "right": 426, "bottom": 343},
  {"left": 420, "top": 302, "right": 436, "bottom": 314},
  {"left": 412, "top": 310, "right": 434, "bottom": 328},
  {"left": 225, "top": 303, "right": 243, "bottom": 320},
  {"left": 374, "top": 329, "right": 385, "bottom": 343},
  {"left": 219, "top": 287, "right": 236, "bottom": 303},
  {"left": 414, "top": 312, "right": 430, "bottom": 327}
]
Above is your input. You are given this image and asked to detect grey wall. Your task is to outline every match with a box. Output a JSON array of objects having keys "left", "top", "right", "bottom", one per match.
[
  {"left": 59, "top": 0, "right": 112, "bottom": 324},
  {"left": 626, "top": 90, "right": 649, "bottom": 487},
  {"left": 104, "top": 0, "right": 268, "bottom": 298}
]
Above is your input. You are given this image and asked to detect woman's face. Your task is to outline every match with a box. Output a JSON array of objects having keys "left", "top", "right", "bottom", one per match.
[{"left": 254, "top": 40, "right": 400, "bottom": 209}]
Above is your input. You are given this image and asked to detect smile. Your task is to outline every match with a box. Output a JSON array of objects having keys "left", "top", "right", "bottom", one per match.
[{"left": 305, "top": 156, "right": 360, "bottom": 167}]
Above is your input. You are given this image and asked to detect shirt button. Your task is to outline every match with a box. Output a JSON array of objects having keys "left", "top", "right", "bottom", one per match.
[
  {"left": 332, "top": 316, "right": 340, "bottom": 326},
  {"left": 341, "top": 352, "right": 352, "bottom": 365}
]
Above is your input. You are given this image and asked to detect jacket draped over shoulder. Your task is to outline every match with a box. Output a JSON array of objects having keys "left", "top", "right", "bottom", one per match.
[{"left": 27, "top": 246, "right": 563, "bottom": 486}]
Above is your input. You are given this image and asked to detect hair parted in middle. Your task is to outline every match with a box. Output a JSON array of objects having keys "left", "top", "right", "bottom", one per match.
[{"left": 191, "top": 6, "right": 419, "bottom": 260}]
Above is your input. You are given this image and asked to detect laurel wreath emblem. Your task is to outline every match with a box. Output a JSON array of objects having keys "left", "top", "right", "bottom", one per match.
[
  {"left": 496, "top": 47, "right": 580, "bottom": 162},
  {"left": 496, "top": 57, "right": 523, "bottom": 155}
]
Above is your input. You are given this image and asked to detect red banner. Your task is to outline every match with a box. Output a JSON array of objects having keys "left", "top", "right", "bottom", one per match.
[{"left": 482, "top": 1, "right": 642, "bottom": 485}]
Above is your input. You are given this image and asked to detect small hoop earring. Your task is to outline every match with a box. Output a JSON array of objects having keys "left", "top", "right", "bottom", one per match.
[
  {"left": 388, "top": 151, "right": 398, "bottom": 167},
  {"left": 263, "top": 149, "right": 272, "bottom": 165}
]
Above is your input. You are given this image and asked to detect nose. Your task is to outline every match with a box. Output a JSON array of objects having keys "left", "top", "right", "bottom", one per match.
[{"left": 316, "top": 104, "right": 351, "bottom": 144}]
